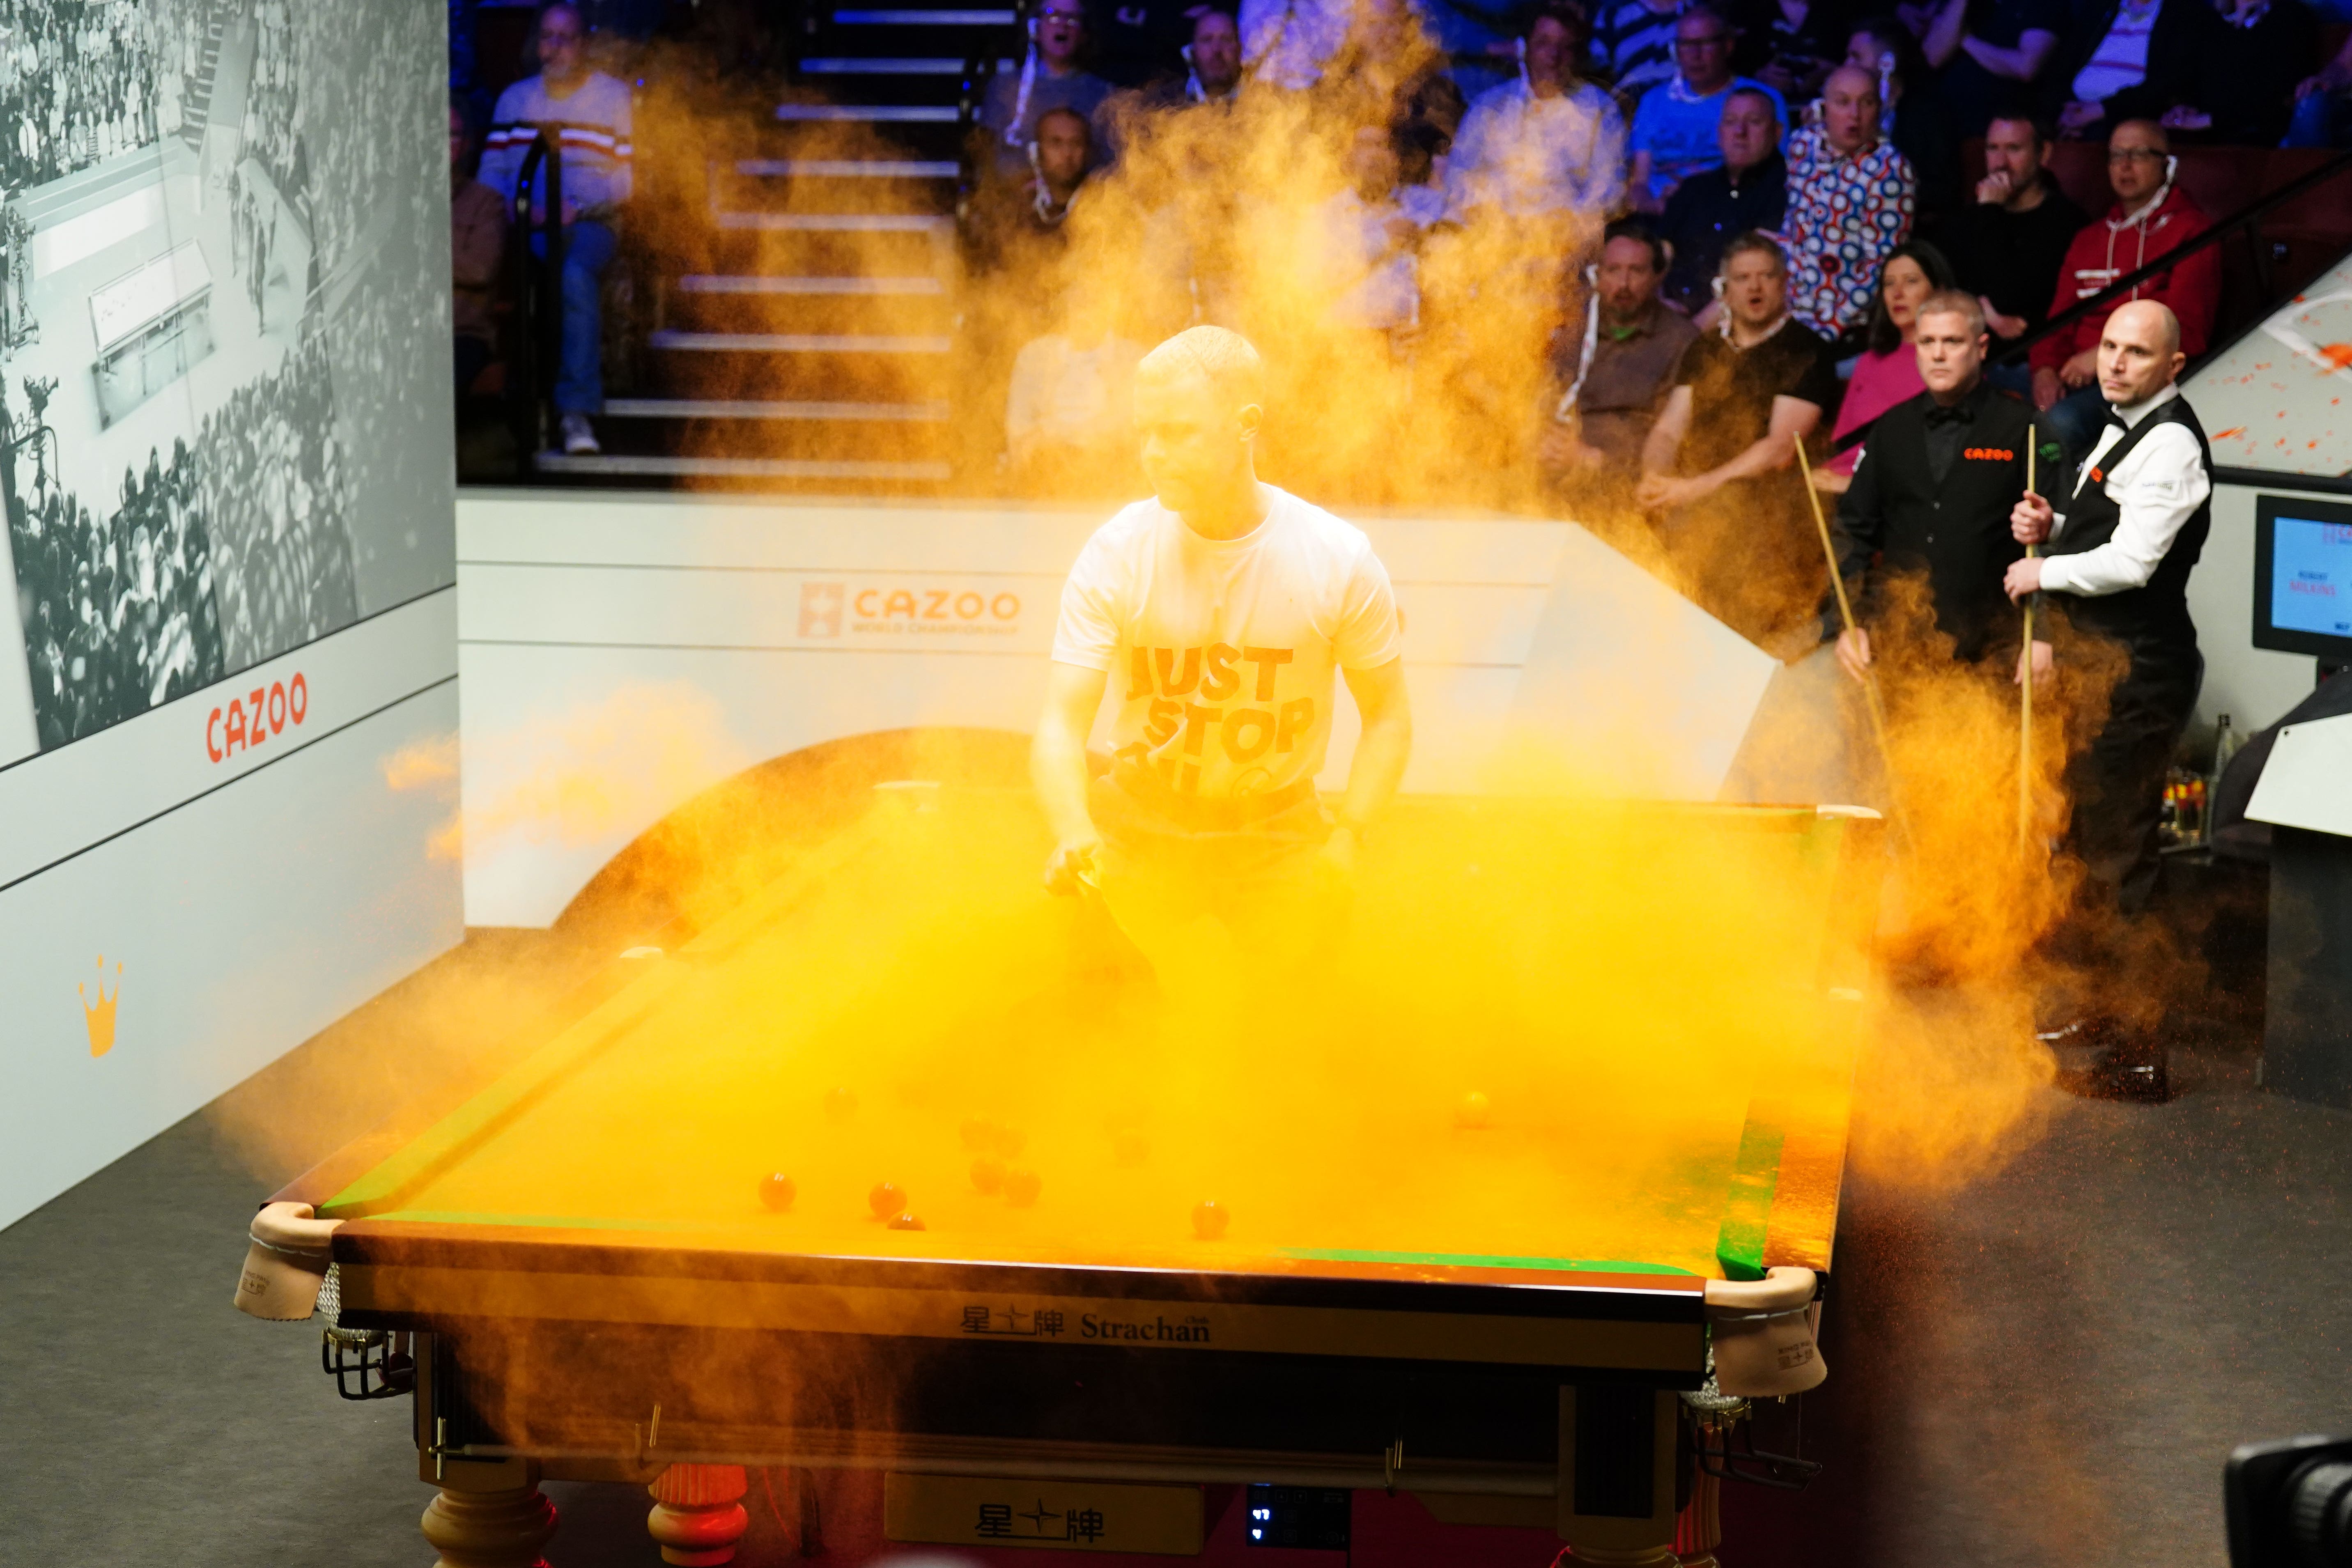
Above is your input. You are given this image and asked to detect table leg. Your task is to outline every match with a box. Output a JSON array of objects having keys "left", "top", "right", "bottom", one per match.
[
  {"left": 1674, "top": 1454, "right": 1723, "bottom": 1567},
  {"left": 420, "top": 1468, "right": 558, "bottom": 1568},
  {"left": 648, "top": 1462, "right": 751, "bottom": 1566}
]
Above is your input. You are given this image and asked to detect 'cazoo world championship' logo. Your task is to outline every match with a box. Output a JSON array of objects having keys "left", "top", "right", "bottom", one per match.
[{"left": 799, "top": 581, "right": 1021, "bottom": 639}]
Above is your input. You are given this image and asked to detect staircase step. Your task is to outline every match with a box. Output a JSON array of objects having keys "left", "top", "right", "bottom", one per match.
[
  {"left": 799, "top": 57, "right": 970, "bottom": 74},
  {"left": 535, "top": 452, "right": 954, "bottom": 482},
  {"left": 737, "top": 158, "right": 960, "bottom": 179},
  {"left": 776, "top": 103, "right": 960, "bottom": 122},
  {"left": 714, "top": 211, "right": 953, "bottom": 233},
  {"left": 834, "top": 8, "right": 1017, "bottom": 21},
  {"left": 603, "top": 397, "right": 950, "bottom": 421},
  {"left": 649, "top": 331, "right": 955, "bottom": 353},
  {"left": 678, "top": 273, "right": 944, "bottom": 296}
]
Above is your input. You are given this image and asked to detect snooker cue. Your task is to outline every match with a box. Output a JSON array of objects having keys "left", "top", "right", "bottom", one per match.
[
  {"left": 1796, "top": 439, "right": 1911, "bottom": 851},
  {"left": 2019, "top": 428, "right": 2038, "bottom": 854}
]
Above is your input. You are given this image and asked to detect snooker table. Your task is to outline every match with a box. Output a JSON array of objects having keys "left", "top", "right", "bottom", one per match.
[{"left": 238, "top": 786, "right": 1884, "bottom": 1567}]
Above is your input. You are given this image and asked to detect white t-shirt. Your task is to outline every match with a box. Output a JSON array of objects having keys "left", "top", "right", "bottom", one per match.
[{"left": 1051, "top": 488, "right": 1402, "bottom": 800}]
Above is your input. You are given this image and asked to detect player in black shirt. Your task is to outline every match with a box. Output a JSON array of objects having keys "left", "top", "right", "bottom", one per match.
[{"left": 1827, "top": 288, "right": 2035, "bottom": 681}]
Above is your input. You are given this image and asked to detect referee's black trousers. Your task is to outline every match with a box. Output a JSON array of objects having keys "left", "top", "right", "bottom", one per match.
[{"left": 2065, "top": 650, "right": 2203, "bottom": 918}]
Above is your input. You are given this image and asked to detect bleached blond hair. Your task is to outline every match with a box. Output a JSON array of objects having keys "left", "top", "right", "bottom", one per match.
[{"left": 1137, "top": 326, "right": 1266, "bottom": 410}]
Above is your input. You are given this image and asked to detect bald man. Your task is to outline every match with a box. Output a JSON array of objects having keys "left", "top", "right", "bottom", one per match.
[
  {"left": 1779, "top": 65, "right": 1917, "bottom": 338},
  {"left": 1034, "top": 327, "right": 1413, "bottom": 984},
  {"left": 2006, "top": 299, "right": 2211, "bottom": 1095}
]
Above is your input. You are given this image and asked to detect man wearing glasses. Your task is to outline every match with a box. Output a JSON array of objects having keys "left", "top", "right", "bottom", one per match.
[
  {"left": 2028, "top": 119, "right": 2217, "bottom": 458},
  {"left": 1626, "top": 7, "right": 1786, "bottom": 209}
]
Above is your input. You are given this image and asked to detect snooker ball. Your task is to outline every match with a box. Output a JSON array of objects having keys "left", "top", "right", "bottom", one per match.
[
  {"left": 1112, "top": 1130, "right": 1149, "bottom": 1167},
  {"left": 970, "top": 1156, "right": 1007, "bottom": 1194},
  {"left": 1003, "top": 1168, "right": 1042, "bottom": 1208},
  {"left": 869, "top": 1180, "right": 907, "bottom": 1219},
  {"left": 1192, "top": 1200, "right": 1229, "bottom": 1240},
  {"left": 887, "top": 1211, "right": 926, "bottom": 1231},
  {"left": 1454, "top": 1091, "right": 1494, "bottom": 1130},
  {"left": 758, "top": 1173, "right": 796, "bottom": 1212},
  {"left": 825, "top": 1088, "right": 858, "bottom": 1125}
]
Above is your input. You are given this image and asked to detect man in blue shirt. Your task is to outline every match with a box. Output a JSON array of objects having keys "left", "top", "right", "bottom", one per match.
[{"left": 1627, "top": 7, "right": 1786, "bottom": 209}]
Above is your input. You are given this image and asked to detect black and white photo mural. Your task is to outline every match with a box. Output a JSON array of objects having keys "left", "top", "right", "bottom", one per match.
[{"left": 0, "top": 0, "right": 450, "bottom": 751}]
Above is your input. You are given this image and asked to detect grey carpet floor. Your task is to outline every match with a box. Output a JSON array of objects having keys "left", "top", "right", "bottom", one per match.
[{"left": 5, "top": 934, "right": 2348, "bottom": 1567}]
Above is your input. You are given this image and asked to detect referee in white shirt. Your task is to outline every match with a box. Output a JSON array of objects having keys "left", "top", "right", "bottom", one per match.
[{"left": 2005, "top": 300, "right": 2210, "bottom": 1086}]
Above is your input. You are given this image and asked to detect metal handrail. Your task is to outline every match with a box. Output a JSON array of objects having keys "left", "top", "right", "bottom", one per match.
[{"left": 507, "top": 131, "right": 564, "bottom": 464}]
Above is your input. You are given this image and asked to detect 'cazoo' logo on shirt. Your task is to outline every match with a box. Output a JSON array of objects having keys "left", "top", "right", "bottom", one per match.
[{"left": 798, "top": 581, "right": 1021, "bottom": 638}]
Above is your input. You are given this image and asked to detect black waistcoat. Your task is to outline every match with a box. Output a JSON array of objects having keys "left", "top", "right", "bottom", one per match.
[
  {"left": 2047, "top": 396, "right": 2211, "bottom": 663},
  {"left": 1856, "top": 386, "right": 2033, "bottom": 661}
]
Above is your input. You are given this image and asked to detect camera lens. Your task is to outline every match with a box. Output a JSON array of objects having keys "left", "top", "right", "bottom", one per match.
[{"left": 2286, "top": 1460, "right": 2352, "bottom": 1565}]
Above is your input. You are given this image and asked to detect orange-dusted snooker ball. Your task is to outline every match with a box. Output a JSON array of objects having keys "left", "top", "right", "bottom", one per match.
[
  {"left": 758, "top": 1173, "right": 796, "bottom": 1212},
  {"left": 1192, "top": 1200, "right": 1229, "bottom": 1240},
  {"left": 970, "top": 1156, "right": 1007, "bottom": 1194},
  {"left": 825, "top": 1088, "right": 858, "bottom": 1125},
  {"left": 887, "top": 1211, "right": 926, "bottom": 1231},
  {"left": 869, "top": 1181, "right": 907, "bottom": 1219},
  {"left": 1003, "top": 1169, "right": 1042, "bottom": 1208},
  {"left": 1454, "top": 1091, "right": 1493, "bottom": 1130}
]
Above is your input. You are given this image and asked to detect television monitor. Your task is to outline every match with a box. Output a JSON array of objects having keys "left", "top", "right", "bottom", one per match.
[{"left": 2253, "top": 494, "right": 2352, "bottom": 662}]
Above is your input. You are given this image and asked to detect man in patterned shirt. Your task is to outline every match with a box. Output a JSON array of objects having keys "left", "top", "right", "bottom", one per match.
[{"left": 1776, "top": 64, "right": 1914, "bottom": 341}]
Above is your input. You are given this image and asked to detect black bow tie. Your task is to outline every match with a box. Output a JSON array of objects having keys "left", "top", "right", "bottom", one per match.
[
  {"left": 1924, "top": 401, "right": 1974, "bottom": 427},
  {"left": 2103, "top": 404, "right": 2129, "bottom": 429}
]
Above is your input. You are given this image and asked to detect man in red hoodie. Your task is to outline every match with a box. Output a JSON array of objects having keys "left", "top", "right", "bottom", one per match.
[{"left": 2029, "top": 119, "right": 2218, "bottom": 457}]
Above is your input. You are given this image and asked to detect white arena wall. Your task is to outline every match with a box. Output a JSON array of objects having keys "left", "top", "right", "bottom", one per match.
[{"left": 457, "top": 490, "right": 1783, "bottom": 929}]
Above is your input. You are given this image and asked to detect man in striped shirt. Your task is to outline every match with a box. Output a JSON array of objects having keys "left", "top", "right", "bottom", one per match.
[{"left": 477, "top": 2, "right": 634, "bottom": 455}]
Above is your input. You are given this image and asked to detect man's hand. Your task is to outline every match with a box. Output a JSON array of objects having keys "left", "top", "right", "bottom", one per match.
[
  {"left": 2059, "top": 347, "right": 2099, "bottom": 389},
  {"left": 1835, "top": 627, "right": 1872, "bottom": 683},
  {"left": 1537, "top": 425, "right": 1605, "bottom": 476},
  {"left": 2159, "top": 105, "right": 2212, "bottom": 131},
  {"left": 2012, "top": 490, "right": 2053, "bottom": 545},
  {"left": 1318, "top": 823, "right": 1360, "bottom": 881},
  {"left": 1982, "top": 296, "right": 2028, "bottom": 339},
  {"left": 2004, "top": 556, "right": 2046, "bottom": 601},
  {"left": 1810, "top": 465, "right": 1851, "bottom": 496},
  {"left": 1636, "top": 472, "right": 1704, "bottom": 511},
  {"left": 2032, "top": 365, "right": 2064, "bottom": 411},
  {"left": 2057, "top": 98, "right": 2102, "bottom": 135},
  {"left": 2015, "top": 637, "right": 2053, "bottom": 690},
  {"left": 1974, "top": 168, "right": 2013, "bottom": 205},
  {"left": 1043, "top": 835, "right": 1103, "bottom": 896}
]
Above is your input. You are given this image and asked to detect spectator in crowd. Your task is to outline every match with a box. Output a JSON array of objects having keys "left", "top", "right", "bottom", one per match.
[
  {"left": 2052, "top": 0, "right": 2175, "bottom": 140},
  {"left": 1776, "top": 64, "right": 1915, "bottom": 340},
  {"left": 1628, "top": 8, "right": 1789, "bottom": 207},
  {"left": 1151, "top": 8, "right": 1245, "bottom": 106},
  {"left": 1597, "top": 0, "right": 1689, "bottom": 103},
  {"left": 1814, "top": 239, "right": 1955, "bottom": 492},
  {"left": 1004, "top": 286, "right": 1145, "bottom": 494},
  {"left": 1539, "top": 219, "right": 1702, "bottom": 497},
  {"left": 1739, "top": 0, "right": 1851, "bottom": 101},
  {"left": 983, "top": 0, "right": 1113, "bottom": 178},
  {"left": 970, "top": 107, "right": 1097, "bottom": 279},
  {"left": 1443, "top": 2, "right": 1628, "bottom": 223},
  {"left": 1318, "top": 125, "right": 1443, "bottom": 332},
  {"left": 2080, "top": 0, "right": 2319, "bottom": 146},
  {"left": 450, "top": 101, "right": 507, "bottom": 401},
  {"left": 1938, "top": 115, "right": 2086, "bottom": 365},
  {"left": 1638, "top": 232, "right": 1841, "bottom": 646},
  {"left": 1918, "top": 0, "right": 2063, "bottom": 135},
  {"left": 1240, "top": 0, "right": 1361, "bottom": 90},
  {"left": 1845, "top": 14, "right": 1959, "bottom": 217},
  {"left": 2030, "top": 118, "right": 2217, "bottom": 455},
  {"left": 476, "top": 2, "right": 634, "bottom": 457},
  {"left": 2285, "top": 29, "right": 2352, "bottom": 147},
  {"left": 1659, "top": 85, "right": 1788, "bottom": 314}
]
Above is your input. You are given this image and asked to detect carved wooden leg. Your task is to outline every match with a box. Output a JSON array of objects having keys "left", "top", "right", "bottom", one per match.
[
  {"left": 1558, "top": 1548, "right": 1682, "bottom": 1566},
  {"left": 420, "top": 1479, "right": 558, "bottom": 1568},
  {"left": 1674, "top": 1456, "right": 1723, "bottom": 1567},
  {"left": 648, "top": 1463, "right": 750, "bottom": 1566}
]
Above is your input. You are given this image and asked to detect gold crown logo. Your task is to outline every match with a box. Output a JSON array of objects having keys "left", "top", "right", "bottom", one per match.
[{"left": 79, "top": 956, "right": 122, "bottom": 1058}]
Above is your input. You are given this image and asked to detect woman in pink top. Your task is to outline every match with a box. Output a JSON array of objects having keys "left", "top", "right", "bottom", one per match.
[{"left": 1812, "top": 240, "right": 1956, "bottom": 494}]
